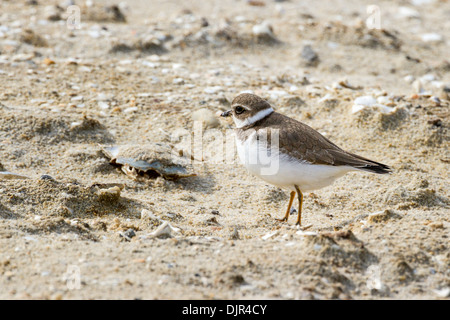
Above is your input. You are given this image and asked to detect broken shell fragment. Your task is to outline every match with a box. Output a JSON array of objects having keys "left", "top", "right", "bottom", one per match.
[
  {"left": 0, "top": 172, "right": 30, "bottom": 180},
  {"left": 101, "top": 144, "right": 196, "bottom": 181},
  {"left": 352, "top": 95, "right": 394, "bottom": 114},
  {"left": 141, "top": 221, "right": 181, "bottom": 239}
]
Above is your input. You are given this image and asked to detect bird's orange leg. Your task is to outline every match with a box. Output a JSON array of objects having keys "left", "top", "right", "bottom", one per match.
[
  {"left": 277, "top": 191, "right": 296, "bottom": 222},
  {"left": 294, "top": 185, "right": 303, "bottom": 226}
]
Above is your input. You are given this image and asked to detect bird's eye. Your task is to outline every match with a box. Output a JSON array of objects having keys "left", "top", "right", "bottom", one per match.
[{"left": 235, "top": 106, "right": 245, "bottom": 114}]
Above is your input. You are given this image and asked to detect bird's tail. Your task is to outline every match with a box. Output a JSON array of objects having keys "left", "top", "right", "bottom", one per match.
[{"left": 348, "top": 153, "right": 392, "bottom": 174}]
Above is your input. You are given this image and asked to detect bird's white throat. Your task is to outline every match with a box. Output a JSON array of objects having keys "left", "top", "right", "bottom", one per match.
[{"left": 233, "top": 107, "right": 274, "bottom": 128}]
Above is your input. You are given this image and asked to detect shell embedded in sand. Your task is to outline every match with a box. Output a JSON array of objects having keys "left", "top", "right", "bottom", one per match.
[{"left": 101, "top": 143, "right": 196, "bottom": 181}]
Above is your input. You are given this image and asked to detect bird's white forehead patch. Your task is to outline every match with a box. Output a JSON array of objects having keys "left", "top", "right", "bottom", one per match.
[{"left": 233, "top": 107, "right": 274, "bottom": 128}]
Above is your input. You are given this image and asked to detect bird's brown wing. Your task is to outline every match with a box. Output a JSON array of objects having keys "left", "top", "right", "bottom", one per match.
[{"left": 259, "top": 113, "right": 391, "bottom": 174}]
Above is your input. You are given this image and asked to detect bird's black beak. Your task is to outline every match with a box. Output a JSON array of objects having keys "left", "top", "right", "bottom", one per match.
[{"left": 221, "top": 110, "right": 232, "bottom": 117}]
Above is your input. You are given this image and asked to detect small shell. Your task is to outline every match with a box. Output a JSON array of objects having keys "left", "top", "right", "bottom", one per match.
[{"left": 101, "top": 143, "right": 196, "bottom": 181}]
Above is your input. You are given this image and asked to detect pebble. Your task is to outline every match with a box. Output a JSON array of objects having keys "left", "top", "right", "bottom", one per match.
[
  {"left": 403, "top": 75, "right": 415, "bottom": 84},
  {"left": 40, "top": 174, "right": 55, "bottom": 181},
  {"left": 141, "top": 61, "right": 159, "bottom": 68},
  {"left": 120, "top": 229, "right": 136, "bottom": 241},
  {"left": 301, "top": 45, "right": 319, "bottom": 67},
  {"left": 70, "top": 96, "right": 83, "bottom": 102},
  {"left": 98, "top": 101, "right": 109, "bottom": 109},
  {"left": 252, "top": 22, "right": 278, "bottom": 43},
  {"left": 43, "top": 58, "right": 55, "bottom": 65},
  {"left": 172, "top": 78, "right": 184, "bottom": 85},
  {"left": 429, "top": 96, "right": 440, "bottom": 105},
  {"left": 252, "top": 22, "right": 273, "bottom": 36},
  {"left": 398, "top": 7, "right": 420, "bottom": 19},
  {"left": 420, "top": 33, "right": 443, "bottom": 43},
  {"left": 97, "top": 186, "right": 121, "bottom": 202}
]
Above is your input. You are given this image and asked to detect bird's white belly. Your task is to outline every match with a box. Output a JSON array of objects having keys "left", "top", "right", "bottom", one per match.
[{"left": 236, "top": 134, "right": 355, "bottom": 191}]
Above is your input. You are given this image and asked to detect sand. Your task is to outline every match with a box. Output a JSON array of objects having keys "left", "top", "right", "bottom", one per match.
[{"left": 0, "top": 0, "right": 448, "bottom": 299}]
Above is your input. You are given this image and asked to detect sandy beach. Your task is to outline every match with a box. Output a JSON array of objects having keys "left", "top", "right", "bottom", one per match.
[{"left": 0, "top": 0, "right": 448, "bottom": 299}]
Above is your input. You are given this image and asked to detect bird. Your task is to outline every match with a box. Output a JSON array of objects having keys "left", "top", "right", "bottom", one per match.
[{"left": 221, "top": 93, "right": 391, "bottom": 226}]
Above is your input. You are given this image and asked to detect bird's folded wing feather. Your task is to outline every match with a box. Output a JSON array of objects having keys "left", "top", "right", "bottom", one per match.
[{"left": 267, "top": 114, "right": 389, "bottom": 171}]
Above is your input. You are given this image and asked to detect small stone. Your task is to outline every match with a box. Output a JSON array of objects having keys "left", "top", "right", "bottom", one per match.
[
  {"left": 43, "top": 58, "right": 55, "bottom": 65},
  {"left": 228, "top": 274, "right": 246, "bottom": 286},
  {"left": 398, "top": 7, "right": 420, "bottom": 19},
  {"left": 71, "top": 96, "right": 84, "bottom": 102},
  {"left": 40, "top": 174, "right": 55, "bottom": 181},
  {"left": 204, "top": 217, "right": 221, "bottom": 226},
  {"left": 172, "top": 78, "right": 184, "bottom": 85},
  {"left": 252, "top": 22, "right": 278, "bottom": 44},
  {"left": 98, "top": 101, "right": 109, "bottom": 109},
  {"left": 429, "top": 96, "right": 441, "bottom": 105},
  {"left": 97, "top": 186, "right": 121, "bottom": 203},
  {"left": 420, "top": 33, "right": 443, "bottom": 43},
  {"left": 122, "top": 229, "right": 136, "bottom": 240},
  {"left": 404, "top": 75, "right": 415, "bottom": 84},
  {"left": 301, "top": 45, "right": 319, "bottom": 67}
]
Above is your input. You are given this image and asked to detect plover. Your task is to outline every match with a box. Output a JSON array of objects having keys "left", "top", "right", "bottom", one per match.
[{"left": 221, "top": 93, "right": 391, "bottom": 226}]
